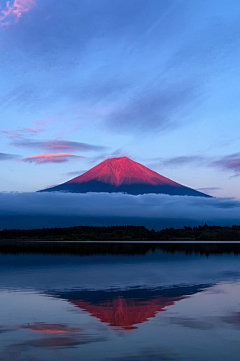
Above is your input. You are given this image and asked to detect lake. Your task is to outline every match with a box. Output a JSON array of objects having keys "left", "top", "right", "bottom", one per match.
[{"left": 1, "top": 248, "right": 240, "bottom": 360}]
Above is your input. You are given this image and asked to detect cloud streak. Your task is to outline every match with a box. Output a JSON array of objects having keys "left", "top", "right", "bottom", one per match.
[
  {"left": 149, "top": 153, "right": 240, "bottom": 178},
  {"left": 22, "top": 153, "right": 83, "bottom": 164},
  {"left": 13, "top": 139, "right": 107, "bottom": 152},
  {"left": 211, "top": 153, "right": 240, "bottom": 177},
  {"left": 162, "top": 156, "right": 206, "bottom": 167},
  {"left": 64, "top": 170, "right": 86, "bottom": 177},
  {"left": 105, "top": 82, "right": 200, "bottom": 133},
  {"left": 0, "top": 0, "right": 34, "bottom": 26},
  {"left": 1, "top": 127, "right": 43, "bottom": 139},
  {"left": 197, "top": 187, "right": 222, "bottom": 192},
  {"left": 0, "top": 1, "right": 205, "bottom": 134},
  {"left": 0, "top": 152, "right": 19, "bottom": 161}
]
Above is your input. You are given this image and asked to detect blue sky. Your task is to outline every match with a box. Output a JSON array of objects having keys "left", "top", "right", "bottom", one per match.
[{"left": 1, "top": 0, "right": 240, "bottom": 198}]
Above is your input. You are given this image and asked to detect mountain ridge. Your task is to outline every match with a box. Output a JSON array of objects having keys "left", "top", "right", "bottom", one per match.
[
  {"left": 39, "top": 156, "right": 210, "bottom": 197},
  {"left": 66, "top": 156, "right": 179, "bottom": 187}
]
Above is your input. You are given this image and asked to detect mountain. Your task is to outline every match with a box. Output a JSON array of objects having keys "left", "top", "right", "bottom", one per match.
[
  {"left": 49, "top": 285, "right": 210, "bottom": 330},
  {"left": 39, "top": 156, "right": 210, "bottom": 197},
  {"left": 68, "top": 295, "right": 183, "bottom": 330}
]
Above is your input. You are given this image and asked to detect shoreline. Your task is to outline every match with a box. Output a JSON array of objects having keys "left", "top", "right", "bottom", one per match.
[
  {"left": 1, "top": 224, "right": 240, "bottom": 254},
  {"left": 1, "top": 240, "right": 240, "bottom": 255}
]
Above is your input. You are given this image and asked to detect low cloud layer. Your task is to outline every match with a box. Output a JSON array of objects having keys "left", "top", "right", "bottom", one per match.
[{"left": 0, "top": 192, "right": 240, "bottom": 226}]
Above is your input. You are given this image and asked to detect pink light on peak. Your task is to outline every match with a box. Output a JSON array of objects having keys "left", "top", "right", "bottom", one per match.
[
  {"left": 67, "top": 156, "right": 179, "bottom": 187},
  {"left": 0, "top": 0, "right": 35, "bottom": 26}
]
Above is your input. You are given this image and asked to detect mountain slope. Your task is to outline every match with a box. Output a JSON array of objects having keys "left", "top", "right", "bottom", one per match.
[
  {"left": 39, "top": 156, "right": 210, "bottom": 197},
  {"left": 49, "top": 285, "right": 210, "bottom": 330}
]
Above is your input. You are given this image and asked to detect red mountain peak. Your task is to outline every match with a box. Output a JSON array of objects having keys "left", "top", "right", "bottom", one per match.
[
  {"left": 69, "top": 296, "right": 184, "bottom": 330},
  {"left": 67, "top": 156, "right": 178, "bottom": 187},
  {"left": 40, "top": 155, "right": 210, "bottom": 197}
]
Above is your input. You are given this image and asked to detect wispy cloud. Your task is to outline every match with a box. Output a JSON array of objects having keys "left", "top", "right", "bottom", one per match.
[
  {"left": 211, "top": 153, "right": 240, "bottom": 177},
  {"left": 163, "top": 156, "right": 206, "bottom": 167},
  {"left": 1, "top": 0, "right": 240, "bottom": 137},
  {"left": 149, "top": 153, "right": 240, "bottom": 178},
  {"left": 1, "top": 127, "right": 43, "bottom": 140},
  {"left": 13, "top": 139, "right": 107, "bottom": 152},
  {"left": 104, "top": 154, "right": 127, "bottom": 159},
  {"left": 146, "top": 155, "right": 209, "bottom": 173},
  {"left": 22, "top": 153, "right": 83, "bottom": 164},
  {"left": 105, "top": 81, "right": 200, "bottom": 133},
  {"left": 0, "top": 152, "right": 19, "bottom": 161},
  {"left": 197, "top": 187, "right": 222, "bottom": 192},
  {"left": 0, "top": 0, "right": 34, "bottom": 26},
  {"left": 64, "top": 170, "right": 86, "bottom": 177}
]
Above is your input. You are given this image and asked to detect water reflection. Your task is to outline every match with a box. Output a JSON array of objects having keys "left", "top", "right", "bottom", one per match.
[
  {"left": 15, "top": 334, "right": 104, "bottom": 349},
  {"left": 1, "top": 250, "right": 240, "bottom": 361},
  {"left": 51, "top": 285, "right": 211, "bottom": 330},
  {"left": 19, "top": 323, "right": 82, "bottom": 333}
]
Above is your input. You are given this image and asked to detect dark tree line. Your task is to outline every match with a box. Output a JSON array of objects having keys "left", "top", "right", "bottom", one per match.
[{"left": 0, "top": 224, "right": 240, "bottom": 242}]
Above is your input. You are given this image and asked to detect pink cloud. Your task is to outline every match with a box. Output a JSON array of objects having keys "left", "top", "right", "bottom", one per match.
[
  {"left": 211, "top": 153, "right": 240, "bottom": 177},
  {"left": 1, "top": 127, "right": 44, "bottom": 139},
  {"left": 0, "top": 0, "right": 34, "bottom": 26},
  {"left": 22, "top": 153, "right": 84, "bottom": 164}
]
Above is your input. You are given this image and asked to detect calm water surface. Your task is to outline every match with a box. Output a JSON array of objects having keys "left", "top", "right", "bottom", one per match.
[{"left": 1, "top": 250, "right": 240, "bottom": 361}]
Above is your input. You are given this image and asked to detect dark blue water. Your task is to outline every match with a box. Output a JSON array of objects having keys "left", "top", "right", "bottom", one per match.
[{"left": 1, "top": 250, "right": 240, "bottom": 360}]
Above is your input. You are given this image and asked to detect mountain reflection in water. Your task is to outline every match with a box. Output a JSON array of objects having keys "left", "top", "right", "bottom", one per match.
[
  {"left": 1, "top": 251, "right": 240, "bottom": 361},
  {"left": 51, "top": 285, "right": 211, "bottom": 330}
]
